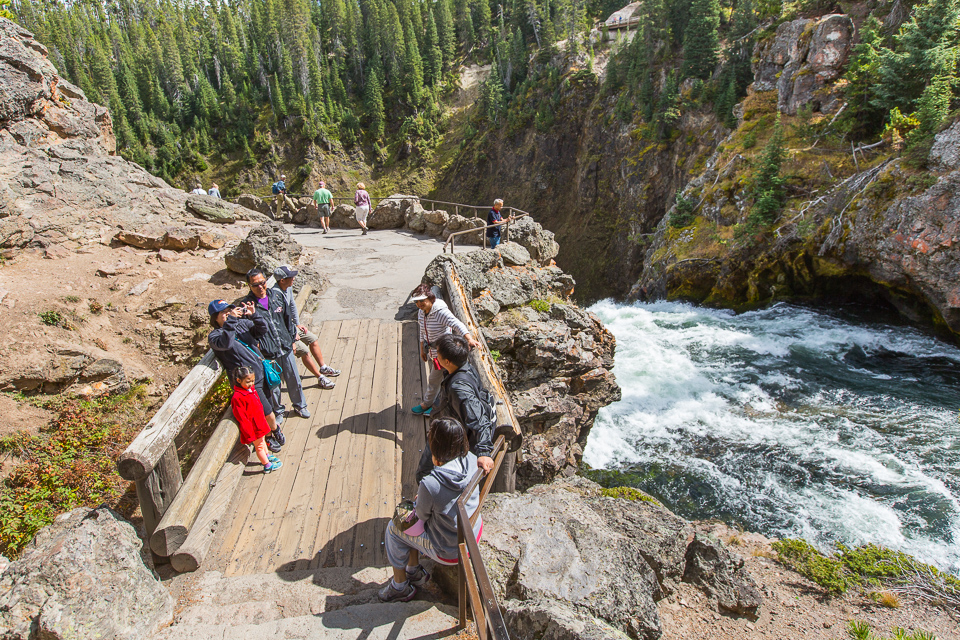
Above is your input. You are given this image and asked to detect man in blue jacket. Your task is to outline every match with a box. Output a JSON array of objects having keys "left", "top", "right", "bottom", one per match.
[{"left": 241, "top": 268, "right": 309, "bottom": 429}]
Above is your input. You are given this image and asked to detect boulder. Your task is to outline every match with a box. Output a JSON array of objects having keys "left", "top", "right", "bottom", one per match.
[
  {"left": 331, "top": 203, "right": 360, "bottom": 229},
  {"left": 503, "top": 599, "right": 632, "bottom": 640},
  {"left": 158, "top": 248, "right": 178, "bottom": 262},
  {"left": 423, "top": 209, "right": 450, "bottom": 226},
  {"left": 405, "top": 207, "right": 427, "bottom": 233},
  {"left": 369, "top": 198, "right": 406, "bottom": 229},
  {"left": 234, "top": 193, "right": 274, "bottom": 218},
  {"left": 197, "top": 228, "right": 228, "bottom": 249},
  {"left": 162, "top": 226, "right": 200, "bottom": 251},
  {"left": 683, "top": 535, "right": 762, "bottom": 617},
  {"left": 224, "top": 221, "right": 303, "bottom": 274},
  {"left": 186, "top": 194, "right": 236, "bottom": 223},
  {"left": 115, "top": 224, "right": 167, "bottom": 249},
  {"left": 508, "top": 216, "right": 560, "bottom": 265},
  {"left": 0, "top": 507, "right": 174, "bottom": 639},
  {"left": 929, "top": 119, "right": 960, "bottom": 171},
  {"left": 498, "top": 241, "right": 532, "bottom": 266}
]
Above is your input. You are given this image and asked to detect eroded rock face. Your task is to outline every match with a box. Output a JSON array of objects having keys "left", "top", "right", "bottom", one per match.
[
  {"left": 423, "top": 250, "right": 620, "bottom": 488},
  {"left": 480, "top": 477, "right": 762, "bottom": 639},
  {"left": 751, "top": 14, "right": 853, "bottom": 115},
  {"left": 0, "top": 507, "right": 174, "bottom": 639}
]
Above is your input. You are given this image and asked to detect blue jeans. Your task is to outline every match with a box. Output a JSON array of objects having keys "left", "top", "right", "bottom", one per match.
[
  {"left": 275, "top": 349, "right": 306, "bottom": 412},
  {"left": 488, "top": 235, "right": 501, "bottom": 249}
]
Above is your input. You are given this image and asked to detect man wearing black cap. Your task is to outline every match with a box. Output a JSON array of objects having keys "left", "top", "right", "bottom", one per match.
[
  {"left": 242, "top": 268, "right": 310, "bottom": 422},
  {"left": 273, "top": 265, "right": 340, "bottom": 389}
]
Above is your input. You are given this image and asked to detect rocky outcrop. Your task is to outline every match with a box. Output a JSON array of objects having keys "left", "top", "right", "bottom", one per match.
[
  {"left": 477, "top": 477, "right": 762, "bottom": 639},
  {"left": 0, "top": 343, "right": 144, "bottom": 395},
  {"left": 751, "top": 14, "right": 853, "bottom": 115},
  {"left": 423, "top": 246, "right": 620, "bottom": 488},
  {"left": 0, "top": 507, "right": 174, "bottom": 639},
  {"left": 224, "top": 221, "right": 302, "bottom": 274}
]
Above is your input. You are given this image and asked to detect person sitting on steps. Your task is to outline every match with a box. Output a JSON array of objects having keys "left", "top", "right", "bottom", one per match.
[
  {"left": 272, "top": 265, "right": 339, "bottom": 389},
  {"left": 416, "top": 334, "right": 496, "bottom": 483},
  {"left": 379, "top": 417, "right": 482, "bottom": 603},
  {"left": 409, "top": 283, "right": 480, "bottom": 417}
]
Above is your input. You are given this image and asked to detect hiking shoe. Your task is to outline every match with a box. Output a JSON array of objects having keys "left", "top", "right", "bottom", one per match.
[
  {"left": 268, "top": 455, "right": 280, "bottom": 463},
  {"left": 361, "top": 229, "right": 368, "bottom": 235},
  {"left": 318, "top": 376, "right": 336, "bottom": 390},
  {"left": 293, "top": 406, "right": 311, "bottom": 419},
  {"left": 266, "top": 436, "right": 282, "bottom": 453},
  {"left": 405, "top": 565, "right": 431, "bottom": 587},
  {"left": 263, "top": 460, "right": 283, "bottom": 474},
  {"left": 319, "top": 365, "right": 340, "bottom": 377},
  {"left": 322, "top": 229, "right": 328, "bottom": 234},
  {"left": 411, "top": 405, "right": 432, "bottom": 417},
  {"left": 273, "top": 428, "right": 286, "bottom": 446},
  {"left": 378, "top": 580, "right": 415, "bottom": 603}
]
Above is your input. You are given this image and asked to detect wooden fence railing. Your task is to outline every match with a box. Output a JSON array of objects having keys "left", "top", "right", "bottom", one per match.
[{"left": 116, "top": 280, "right": 311, "bottom": 567}]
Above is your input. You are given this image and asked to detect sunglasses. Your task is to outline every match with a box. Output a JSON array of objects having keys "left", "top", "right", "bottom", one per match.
[{"left": 249, "top": 280, "right": 267, "bottom": 288}]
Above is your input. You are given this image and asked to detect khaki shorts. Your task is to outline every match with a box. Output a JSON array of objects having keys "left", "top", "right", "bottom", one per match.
[{"left": 293, "top": 329, "right": 318, "bottom": 357}]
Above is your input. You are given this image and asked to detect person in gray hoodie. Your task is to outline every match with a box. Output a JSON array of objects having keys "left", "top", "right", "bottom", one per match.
[{"left": 379, "top": 418, "right": 482, "bottom": 603}]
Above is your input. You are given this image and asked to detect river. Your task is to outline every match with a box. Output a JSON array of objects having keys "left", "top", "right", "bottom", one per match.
[{"left": 582, "top": 300, "right": 960, "bottom": 575}]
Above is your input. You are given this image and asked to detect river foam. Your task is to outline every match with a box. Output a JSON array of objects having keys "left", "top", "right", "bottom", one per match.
[{"left": 584, "top": 300, "right": 960, "bottom": 574}]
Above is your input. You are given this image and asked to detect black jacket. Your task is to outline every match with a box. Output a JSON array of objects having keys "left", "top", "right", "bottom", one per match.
[
  {"left": 208, "top": 312, "right": 270, "bottom": 383},
  {"left": 240, "top": 288, "right": 294, "bottom": 359}
]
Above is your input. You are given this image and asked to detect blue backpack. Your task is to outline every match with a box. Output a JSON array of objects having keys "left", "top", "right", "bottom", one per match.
[{"left": 271, "top": 182, "right": 281, "bottom": 195}]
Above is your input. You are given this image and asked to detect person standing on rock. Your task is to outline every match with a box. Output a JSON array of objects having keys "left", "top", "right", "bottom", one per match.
[
  {"left": 312, "top": 180, "right": 334, "bottom": 234},
  {"left": 409, "top": 283, "right": 480, "bottom": 418},
  {"left": 208, "top": 299, "right": 283, "bottom": 453},
  {"left": 208, "top": 183, "right": 221, "bottom": 199},
  {"left": 486, "top": 198, "right": 513, "bottom": 249},
  {"left": 416, "top": 334, "right": 495, "bottom": 482},
  {"left": 190, "top": 182, "right": 206, "bottom": 195},
  {"left": 272, "top": 265, "right": 339, "bottom": 389},
  {"left": 354, "top": 182, "right": 371, "bottom": 235},
  {"left": 273, "top": 174, "right": 298, "bottom": 218},
  {"left": 242, "top": 268, "right": 310, "bottom": 428}
]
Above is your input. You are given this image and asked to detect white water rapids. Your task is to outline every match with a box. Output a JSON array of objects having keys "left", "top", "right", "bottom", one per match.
[{"left": 583, "top": 300, "right": 960, "bottom": 574}]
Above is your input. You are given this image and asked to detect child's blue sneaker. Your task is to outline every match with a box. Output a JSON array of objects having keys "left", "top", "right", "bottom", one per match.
[
  {"left": 263, "top": 460, "right": 283, "bottom": 474},
  {"left": 268, "top": 455, "right": 279, "bottom": 463}
]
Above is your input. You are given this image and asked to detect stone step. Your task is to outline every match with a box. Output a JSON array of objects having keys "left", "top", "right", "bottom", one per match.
[{"left": 156, "top": 600, "right": 459, "bottom": 640}]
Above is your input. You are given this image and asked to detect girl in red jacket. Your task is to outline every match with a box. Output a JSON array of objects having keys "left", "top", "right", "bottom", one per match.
[{"left": 231, "top": 367, "right": 283, "bottom": 473}]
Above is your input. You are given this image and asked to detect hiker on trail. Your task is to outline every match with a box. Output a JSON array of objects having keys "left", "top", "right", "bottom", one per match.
[
  {"left": 190, "top": 182, "right": 206, "bottom": 195},
  {"left": 486, "top": 199, "right": 513, "bottom": 249},
  {"left": 409, "top": 283, "right": 480, "bottom": 418},
  {"left": 231, "top": 366, "right": 282, "bottom": 474},
  {"left": 272, "top": 265, "right": 340, "bottom": 390},
  {"left": 379, "top": 417, "right": 482, "bottom": 603},
  {"left": 208, "top": 183, "right": 221, "bottom": 199},
  {"left": 208, "top": 299, "right": 283, "bottom": 453},
  {"left": 312, "top": 180, "right": 333, "bottom": 234},
  {"left": 354, "top": 182, "right": 371, "bottom": 235},
  {"left": 416, "top": 334, "right": 495, "bottom": 483},
  {"left": 273, "top": 174, "right": 298, "bottom": 217},
  {"left": 242, "top": 268, "right": 310, "bottom": 429}
]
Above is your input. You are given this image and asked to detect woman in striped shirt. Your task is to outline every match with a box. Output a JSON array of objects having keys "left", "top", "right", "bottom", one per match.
[{"left": 409, "top": 283, "right": 480, "bottom": 416}]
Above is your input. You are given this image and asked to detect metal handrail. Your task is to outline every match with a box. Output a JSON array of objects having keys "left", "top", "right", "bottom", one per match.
[
  {"left": 444, "top": 211, "right": 531, "bottom": 254},
  {"left": 456, "top": 435, "right": 510, "bottom": 640}
]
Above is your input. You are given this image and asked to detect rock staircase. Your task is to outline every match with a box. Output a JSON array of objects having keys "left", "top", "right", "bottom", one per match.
[{"left": 156, "top": 567, "right": 459, "bottom": 640}]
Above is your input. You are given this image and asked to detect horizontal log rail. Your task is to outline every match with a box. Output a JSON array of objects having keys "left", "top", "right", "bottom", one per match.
[{"left": 443, "top": 212, "right": 531, "bottom": 255}]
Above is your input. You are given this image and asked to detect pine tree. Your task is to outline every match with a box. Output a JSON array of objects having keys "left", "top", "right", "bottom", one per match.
[
  {"left": 682, "top": 0, "right": 720, "bottom": 80},
  {"left": 424, "top": 6, "right": 443, "bottom": 86},
  {"left": 364, "top": 68, "right": 386, "bottom": 140},
  {"left": 436, "top": 0, "right": 457, "bottom": 68},
  {"left": 751, "top": 116, "right": 787, "bottom": 225},
  {"left": 481, "top": 71, "right": 506, "bottom": 124},
  {"left": 843, "top": 16, "right": 884, "bottom": 138}
]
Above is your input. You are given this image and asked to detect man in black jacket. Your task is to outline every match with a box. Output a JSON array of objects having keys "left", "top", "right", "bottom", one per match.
[
  {"left": 241, "top": 268, "right": 309, "bottom": 424},
  {"left": 415, "top": 334, "right": 495, "bottom": 483}
]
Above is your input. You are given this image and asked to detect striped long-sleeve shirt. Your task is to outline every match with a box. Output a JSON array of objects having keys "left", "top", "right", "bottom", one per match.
[{"left": 419, "top": 299, "right": 470, "bottom": 358}]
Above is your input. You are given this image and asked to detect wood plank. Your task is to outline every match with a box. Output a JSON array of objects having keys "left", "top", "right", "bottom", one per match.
[
  {"left": 398, "top": 321, "right": 428, "bottom": 500},
  {"left": 311, "top": 318, "right": 380, "bottom": 569},
  {"left": 251, "top": 320, "right": 344, "bottom": 573},
  {"left": 290, "top": 319, "right": 364, "bottom": 571},
  {"left": 352, "top": 322, "right": 400, "bottom": 567}
]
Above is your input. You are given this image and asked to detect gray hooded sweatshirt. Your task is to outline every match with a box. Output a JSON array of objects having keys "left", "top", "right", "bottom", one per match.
[{"left": 416, "top": 452, "right": 481, "bottom": 559}]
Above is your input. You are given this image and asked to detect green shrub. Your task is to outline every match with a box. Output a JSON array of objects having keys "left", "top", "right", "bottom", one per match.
[
  {"left": 528, "top": 299, "right": 550, "bottom": 313},
  {"left": 38, "top": 310, "right": 64, "bottom": 327},
  {"left": 669, "top": 191, "right": 697, "bottom": 229},
  {"left": 771, "top": 538, "right": 850, "bottom": 593},
  {"left": 600, "top": 486, "right": 662, "bottom": 506},
  {"left": 490, "top": 349, "right": 501, "bottom": 362}
]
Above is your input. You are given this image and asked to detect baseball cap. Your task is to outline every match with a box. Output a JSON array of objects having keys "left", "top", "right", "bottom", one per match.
[
  {"left": 208, "top": 299, "right": 235, "bottom": 315},
  {"left": 281, "top": 174, "right": 286, "bottom": 179},
  {"left": 274, "top": 265, "right": 299, "bottom": 279}
]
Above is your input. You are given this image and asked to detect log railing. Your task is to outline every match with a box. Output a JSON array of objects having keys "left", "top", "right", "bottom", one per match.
[{"left": 117, "top": 279, "right": 311, "bottom": 567}]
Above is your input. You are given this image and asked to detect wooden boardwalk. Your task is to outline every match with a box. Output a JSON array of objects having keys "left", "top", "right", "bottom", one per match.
[{"left": 211, "top": 319, "right": 429, "bottom": 576}]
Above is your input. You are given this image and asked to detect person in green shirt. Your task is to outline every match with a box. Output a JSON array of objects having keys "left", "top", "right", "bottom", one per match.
[{"left": 312, "top": 180, "right": 334, "bottom": 234}]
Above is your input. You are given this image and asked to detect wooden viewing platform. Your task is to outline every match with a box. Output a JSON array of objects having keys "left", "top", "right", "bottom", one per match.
[{"left": 209, "top": 319, "right": 428, "bottom": 576}]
